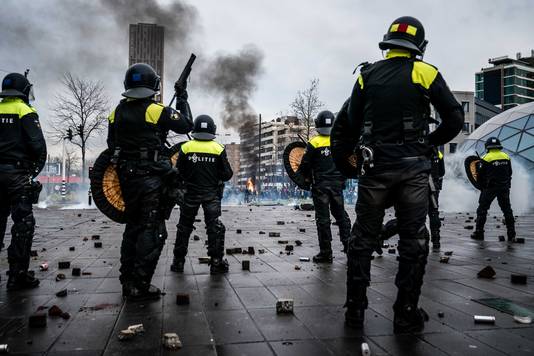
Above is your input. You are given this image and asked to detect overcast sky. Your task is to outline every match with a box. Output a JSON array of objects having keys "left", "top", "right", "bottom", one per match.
[{"left": 1, "top": 0, "right": 533, "bottom": 156}]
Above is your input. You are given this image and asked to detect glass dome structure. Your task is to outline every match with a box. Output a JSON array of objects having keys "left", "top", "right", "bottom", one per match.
[{"left": 460, "top": 101, "right": 534, "bottom": 170}]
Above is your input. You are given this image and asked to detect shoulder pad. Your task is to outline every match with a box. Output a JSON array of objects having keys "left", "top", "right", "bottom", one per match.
[{"left": 412, "top": 61, "right": 439, "bottom": 90}]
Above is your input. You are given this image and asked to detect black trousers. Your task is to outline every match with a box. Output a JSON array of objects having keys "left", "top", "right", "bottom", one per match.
[
  {"left": 118, "top": 171, "right": 168, "bottom": 287},
  {"left": 174, "top": 190, "right": 225, "bottom": 261},
  {"left": 428, "top": 188, "right": 441, "bottom": 242},
  {"left": 0, "top": 169, "right": 35, "bottom": 274},
  {"left": 347, "top": 160, "right": 430, "bottom": 310},
  {"left": 476, "top": 187, "right": 515, "bottom": 238},
  {"left": 311, "top": 184, "right": 351, "bottom": 253}
]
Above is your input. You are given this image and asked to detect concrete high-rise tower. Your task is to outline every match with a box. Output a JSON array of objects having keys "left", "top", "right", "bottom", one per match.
[{"left": 129, "top": 23, "right": 165, "bottom": 100}]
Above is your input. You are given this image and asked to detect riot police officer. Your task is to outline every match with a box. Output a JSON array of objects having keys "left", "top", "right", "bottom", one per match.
[
  {"left": 471, "top": 137, "right": 515, "bottom": 241},
  {"left": 107, "top": 63, "right": 193, "bottom": 301},
  {"left": 171, "top": 115, "right": 233, "bottom": 274},
  {"left": 428, "top": 149, "right": 445, "bottom": 251},
  {"left": 0, "top": 72, "right": 46, "bottom": 290},
  {"left": 333, "top": 17, "right": 464, "bottom": 332},
  {"left": 299, "top": 110, "right": 351, "bottom": 262}
]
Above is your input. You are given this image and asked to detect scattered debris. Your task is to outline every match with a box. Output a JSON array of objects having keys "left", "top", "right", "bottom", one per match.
[
  {"left": 438, "top": 311, "right": 445, "bottom": 318},
  {"left": 511, "top": 274, "right": 527, "bottom": 285},
  {"left": 72, "top": 268, "right": 81, "bottom": 277},
  {"left": 242, "top": 260, "right": 250, "bottom": 271},
  {"left": 444, "top": 251, "right": 453, "bottom": 256},
  {"left": 298, "top": 228, "right": 306, "bottom": 233},
  {"left": 276, "top": 299, "right": 294, "bottom": 314},
  {"left": 464, "top": 225, "right": 474, "bottom": 230},
  {"left": 278, "top": 240, "right": 288, "bottom": 244},
  {"left": 28, "top": 313, "right": 47, "bottom": 328},
  {"left": 236, "top": 229, "right": 242, "bottom": 234},
  {"left": 39, "top": 262, "right": 49, "bottom": 271},
  {"left": 299, "top": 257, "right": 310, "bottom": 262},
  {"left": 118, "top": 329, "right": 135, "bottom": 341},
  {"left": 294, "top": 265, "right": 301, "bottom": 270},
  {"left": 55, "top": 273, "right": 66, "bottom": 282},
  {"left": 80, "top": 303, "right": 119, "bottom": 312},
  {"left": 226, "top": 247, "right": 243, "bottom": 255},
  {"left": 56, "top": 289, "right": 68, "bottom": 298},
  {"left": 439, "top": 256, "right": 449, "bottom": 264},
  {"left": 248, "top": 246, "right": 255, "bottom": 255},
  {"left": 193, "top": 235, "right": 200, "bottom": 241},
  {"left": 91, "top": 235, "right": 100, "bottom": 240},
  {"left": 269, "top": 232, "right": 281, "bottom": 237},
  {"left": 513, "top": 315, "right": 532, "bottom": 324},
  {"left": 176, "top": 293, "right": 190, "bottom": 305},
  {"left": 94, "top": 242, "right": 103, "bottom": 248},
  {"left": 258, "top": 249, "right": 265, "bottom": 254},
  {"left": 48, "top": 305, "right": 64, "bottom": 317},
  {"left": 477, "top": 266, "right": 496, "bottom": 279},
  {"left": 496, "top": 225, "right": 501, "bottom": 228},
  {"left": 259, "top": 231, "right": 266, "bottom": 235},
  {"left": 127, "top": 324, "right": 144, "bottom": 334},
  {"left": 295, "top": 240, "right": 302, "bottom": 246},
  {"left": 285, "top": 245, "right": 294, "bottom": 252},
  {"left": 0, "top": 344, "right": 9, "bottom": 353},
  {"left": 198, "top": 257, "right": 210, "bottom": 264},
  {"left": 514, "top": 238, "right": 525, "bottom": 244},
  {"left": 277, "top": 221, "right": 285, "bottom": 225},
  {"left": 163, "top": 333, "right": 182, "bottom": 350},
  {"left": 30, "top": 250, "right": 38, "bottom": 257},
  {"left": 361, "top": 342, "right": 371, "bottom": 356},
  {"left": 498, "top": 236, "right": 505, "bottom": 242},
  {"left": 69, "top": 246, "right": 75, "bottom": 251},
  {"left": 83, "top": 237, "right": 88, "bottom": 241},
  {"left": 474, "top": 315, "right": 495, "bottom": 324},
  {"left": 82, "top": 271, "right": 92, "bottom": 276},
  {"left": 387, "top": 248, "right": 396, "bottom": 254},
  {"left": 195, "top": 219, "right": 201, "bottom": 222}
]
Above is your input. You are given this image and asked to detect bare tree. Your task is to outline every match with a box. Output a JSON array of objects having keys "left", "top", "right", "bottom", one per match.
[
  {"left": 290, "top": 78, "right": 324, "bottom": 139},
  {"left": 64, "top": 147, "right": 80, "bottom": 182},
  {"left": 49, "top": 73, "right": 109, "bottom": 182}
]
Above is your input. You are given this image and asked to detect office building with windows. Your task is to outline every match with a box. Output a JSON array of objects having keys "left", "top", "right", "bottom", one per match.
[
  {"left": 129, "top": 23, "right": 165, "bottom": 100},
  {"left": 475, "top": 51, "right": 534, "bottom": 111},
  {"left": 460, "top": 101, "right": 534, "bottom": 170}
]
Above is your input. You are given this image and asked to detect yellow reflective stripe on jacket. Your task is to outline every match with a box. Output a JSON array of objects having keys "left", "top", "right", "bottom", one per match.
[
  {"left": 145, "top": 103, "right": 165, "bottom": 124},
  {"left": 181, "top": 139, "right": 224, "bottom": 155},
  {"left": 483, "top": 149, "right": 511, "bottom": 162},
  {"left": 309, "top": 135, "right": 330, "bottom": 148},
  {"left": 438, "top": 150, "right": 443, "bottom": 160},
  {"left": 357, "top": 74, "right": 364, "bottom": 89},
  {"left": 385, "top": 49, "right": 412, "bottom": 59},
  {"left": 412, "top": 61, "right": 438, "bottom": 90},
  {"left": 108, "top": 109, "right": 116, "bottom": 123},
  {"left": 0, "top": 97, "right": 36, "bottom": 118}
]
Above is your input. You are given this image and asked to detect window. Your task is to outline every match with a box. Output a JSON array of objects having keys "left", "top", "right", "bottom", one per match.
[
  {"left": 449, "top": 143, "right": 457, "bottom": 153},
  {"left": 278, "top": 129, "right": 286, "bottom": 135},
  {"left": 461, "top": 101, "right": 470, "bottom": 113},
  {"left": 462, "top": 122, "right": 470, "bottom": 133}
]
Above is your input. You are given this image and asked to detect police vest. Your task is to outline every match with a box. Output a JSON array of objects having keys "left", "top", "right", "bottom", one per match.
[
  {"left": 180, "top": 139, "right": 226, "bottom": 189},
  {"left": 109, "top": 99, "right": 167, "bottom": 157},
  {"left": 481, "top": 149, "right": 512, "bottom": 187},
  {"left": 0, "top": 97, "right": 38, "bottom": 165},
  {"left": 308, "top": 135, "right": 345, "bottom": 184},
  {"left": 358, "top": 50, "right": 438, "bottom": 158}
]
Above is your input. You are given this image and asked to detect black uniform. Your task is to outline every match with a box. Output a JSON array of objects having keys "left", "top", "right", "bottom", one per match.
[
  {"left": 428, "top": 150, "right": 445, "bottom": 247},
  {"left": 299, "top": 134, "right": 351, "bottom": 255},
  {"left": 173, "top": 139, "right": 233, "bottom": 263},
  {"left": 474, "top": 149, "right": 515, "bottom": 240},
  {"left": 107, "top": 98, "right": 192, "bottom": 291},
  {"left": 0, "top": 97, "right": 46, "bottom": 278},
  {"left": 338, "top": 49, "right": 463, "bottom": 325}
]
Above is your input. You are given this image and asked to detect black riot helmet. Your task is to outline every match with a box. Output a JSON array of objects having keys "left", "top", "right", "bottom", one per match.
[
  {"left": 122, "top": 63, "right": 160, "bottom": 99},
  {"left": 485, "top": 137, "right": 502, "bottom": 150},
  {"left": 379, "top": 16, "right": 428, "bottom": 56},
  {"left": 192, "top": 115, "right": 217, "bottom": 140},
  {"left": 315, "top": 110, "right": 335, "bottom": 135},
  {"left": 0, "top": 73, "right": 33, "bottom": 101}
]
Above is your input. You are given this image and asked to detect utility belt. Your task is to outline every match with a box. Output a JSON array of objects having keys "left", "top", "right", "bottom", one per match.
[
  {"left": 355, "top": 144, "right": 429, "bottom": 176},
  {"left": 111, "top": 147, "right": 161, "bottom": 164},
  {"left": 0, "top": 159, "right": 32, "bottom": 170}
]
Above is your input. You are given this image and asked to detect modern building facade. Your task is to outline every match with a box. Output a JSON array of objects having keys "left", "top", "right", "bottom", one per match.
[
  {"left": 224, "top": 142, "right": 241, "bottom": 186},
  {"left": 475, "top": 51, "right": 534, "bottom": 111},
  {"left": 460, "top": 101, "right": 534, "bottom": 171},
  {"left": 238, "top": 116, "right": 310, "bottom": 189},
  {"left": 129, "top": 23, "right": 165, "bottom": 100},
  {"left": 432, "top": 91, "right": 501, "bottom": 154}
]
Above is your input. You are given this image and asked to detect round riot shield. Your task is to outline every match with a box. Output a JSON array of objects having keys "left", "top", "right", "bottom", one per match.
[
  {"left": 89, "top": 149, "right": 127, "bottom": 223},
  {"left": 283, "top": 141, "right": 311, "bottom": 191},
  {"left": 464, "top": 155, "right": 482, "bottom": 190}
]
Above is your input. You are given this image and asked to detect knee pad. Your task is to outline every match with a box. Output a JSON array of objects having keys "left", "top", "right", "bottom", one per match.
[{"left": 208, "top": 219, "right": 225, "bottom": 236}]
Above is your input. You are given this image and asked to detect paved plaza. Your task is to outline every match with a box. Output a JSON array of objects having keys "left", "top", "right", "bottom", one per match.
[{"left": 0, "top": 205, "right": 533, "bottom": 355}]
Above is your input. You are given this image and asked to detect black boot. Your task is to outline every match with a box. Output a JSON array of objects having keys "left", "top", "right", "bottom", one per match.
[
  {"left": 7, "top": 271, "right": 40, "bottom": 291},
  {"left": 470, "top": 230, "right": 484, "bottom": 240},
  {"left": 210, "top": 258, "right": 229, "bottom": 275},
  {"left": 345, "top": 302, "right": 365, "bottom": 328},
  {"left": 393, "top": 304, "right": 427, "bottom": 333},
  {"left": 313, "top": 251, "right": 333, "bottom": 263},
  {"left": 170, "top": 258, "right": 185, "bottom": 273},
  {"left": 126, "top": 284, "right": 161, "bottom": 302}
]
